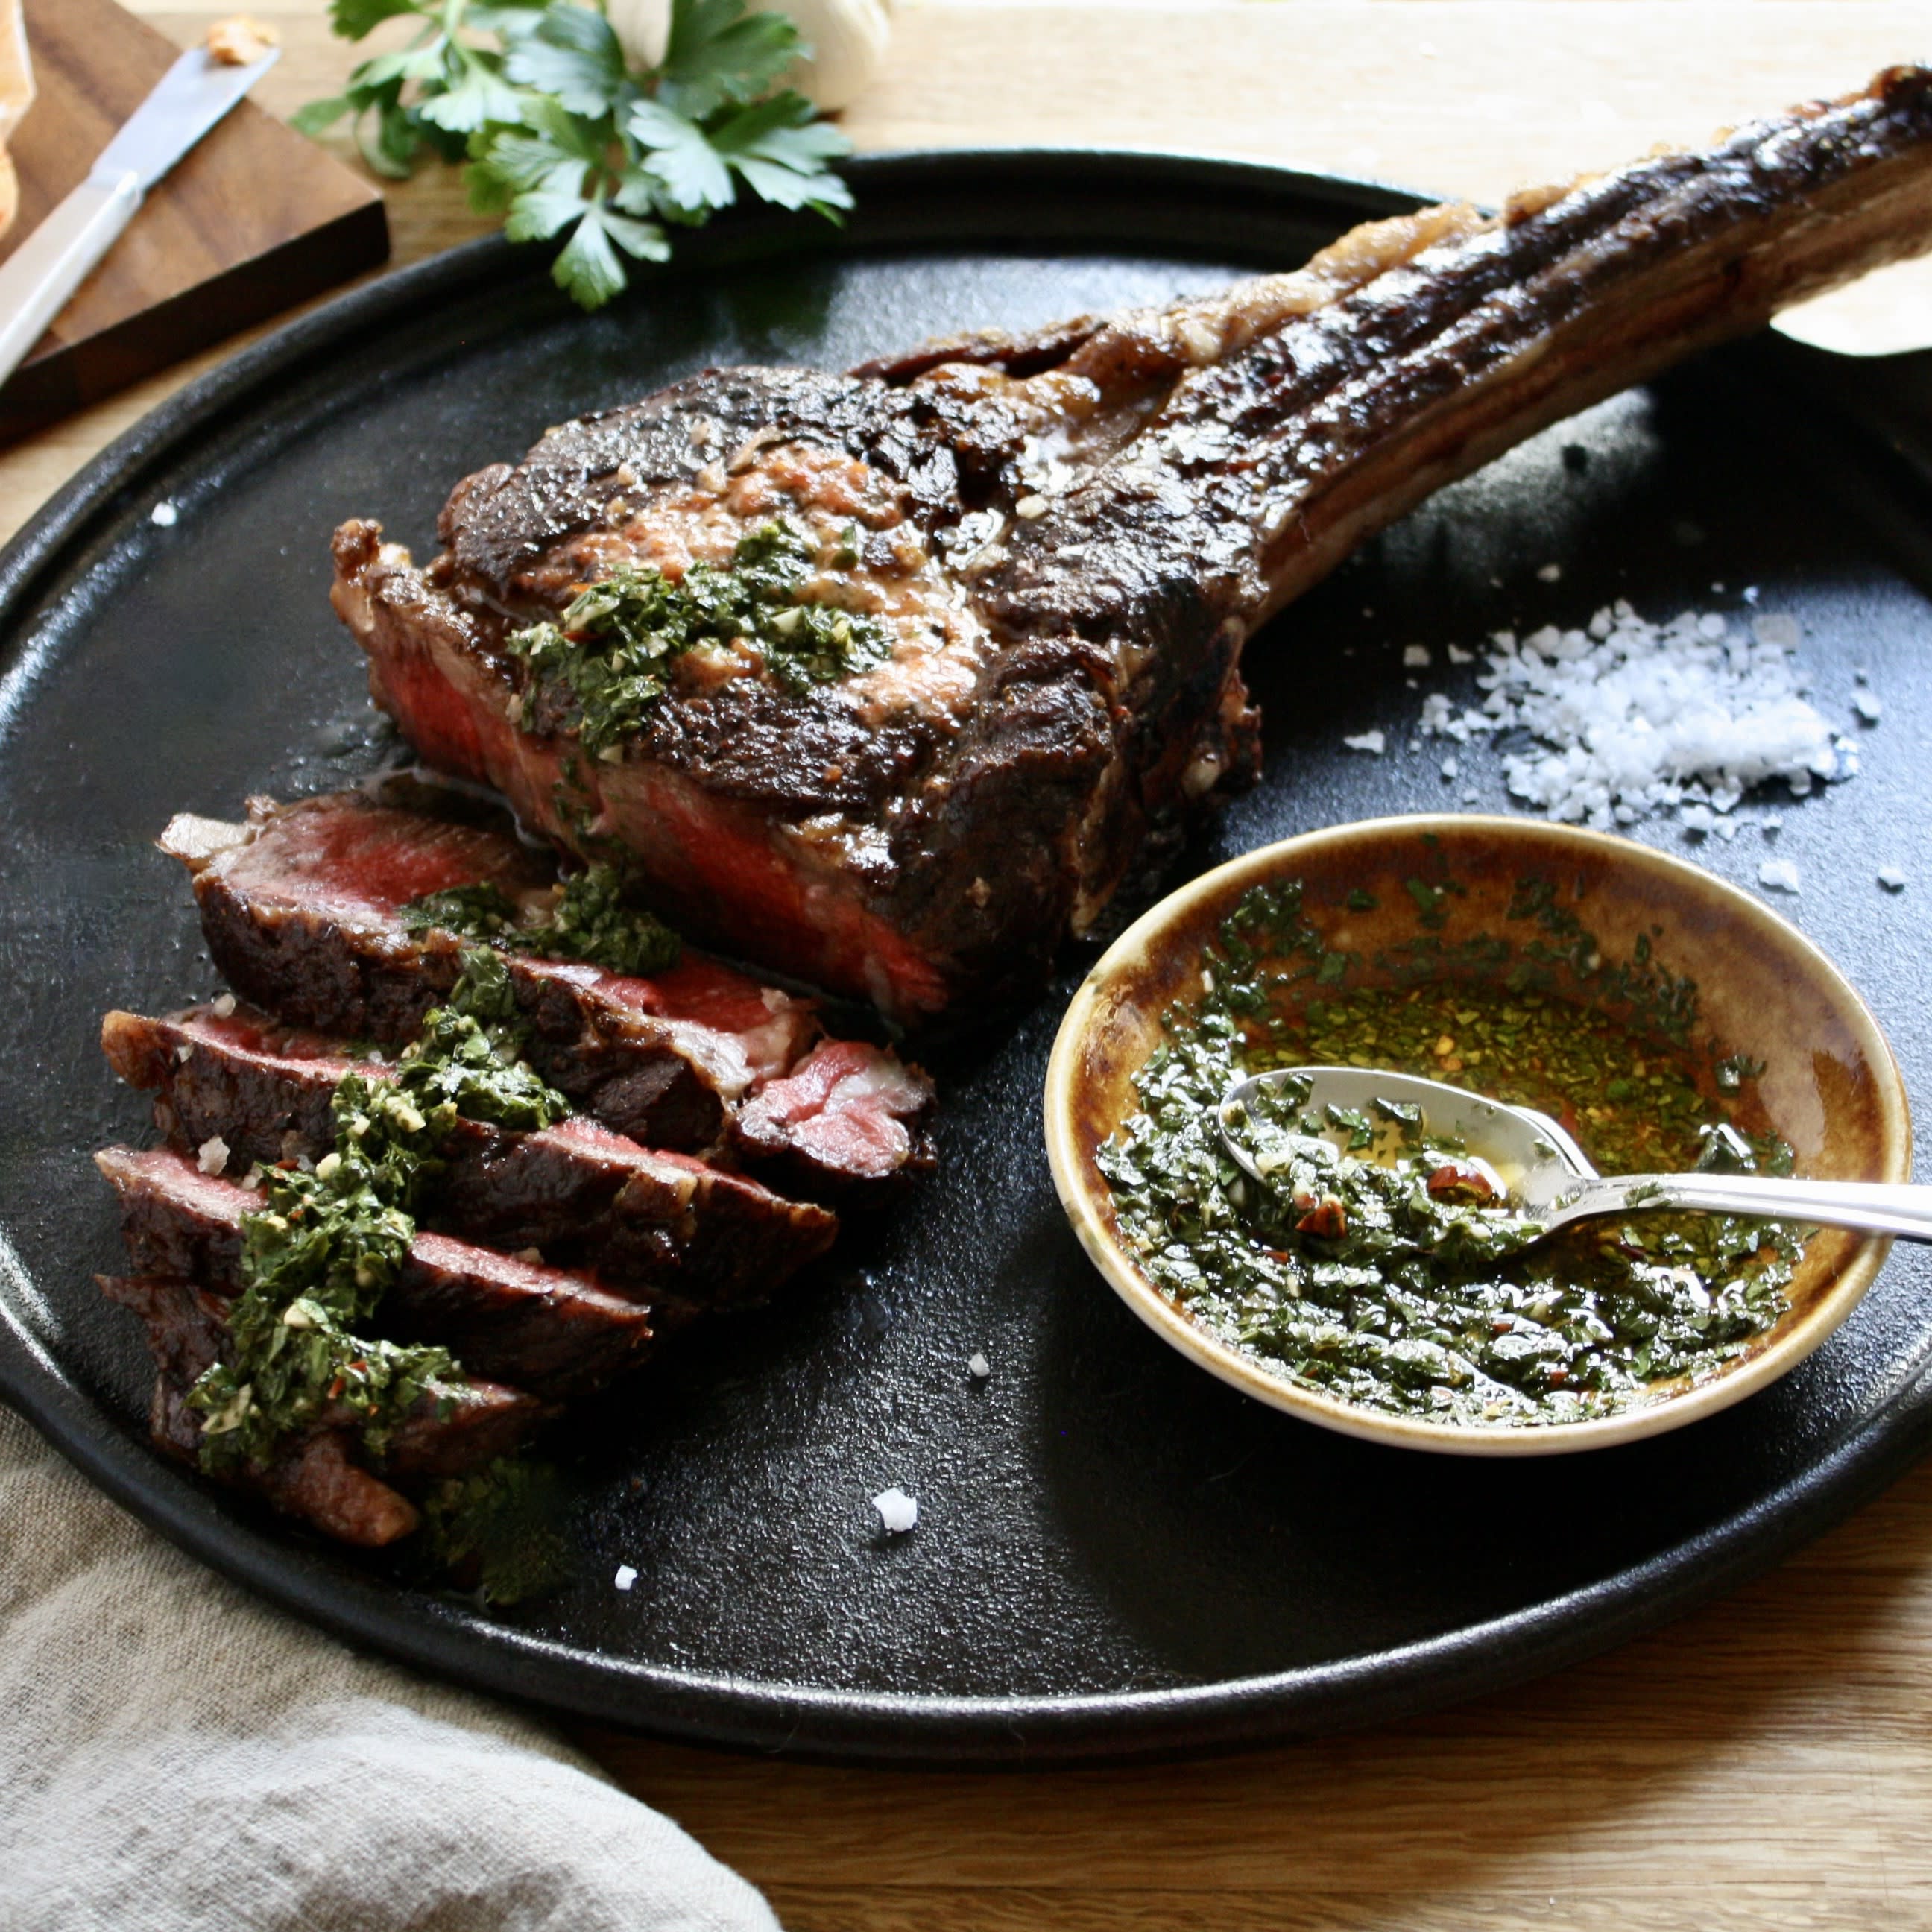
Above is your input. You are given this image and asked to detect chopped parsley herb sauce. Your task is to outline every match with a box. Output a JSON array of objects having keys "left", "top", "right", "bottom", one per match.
[
  {"left": 420, "top": 1455, "right": 570, "bottom": 1604},
  {"left": 402, "top": 862, "right": 682, "bottom": 978},
  {"left": 1098, "top": 882, "right": 1805, "bottom": 1428},
  {"left": 505, "top": 520, "right": 894, "bottom": 751},
  {"left": 187, "top": 950, "right": 569, "bottom": 1476}
]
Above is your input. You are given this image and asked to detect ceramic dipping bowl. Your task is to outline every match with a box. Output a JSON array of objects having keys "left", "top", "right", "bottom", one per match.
[{"left": 1044, "top": 815, "right": 1913, "bottom": 1454}]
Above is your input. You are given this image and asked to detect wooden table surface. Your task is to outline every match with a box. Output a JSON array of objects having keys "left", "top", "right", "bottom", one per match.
[{"left": 25, "top": 4, "right": 1932, "bottom": 1925}]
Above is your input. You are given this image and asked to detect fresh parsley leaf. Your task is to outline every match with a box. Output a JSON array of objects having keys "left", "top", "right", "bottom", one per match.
[
  {"left": 503, "top": 5, "right": 631, "bottom": 117},
  {"left": 710, "top": 94, "right": 853, "bottom": 212},
  {"left": 519, "top": 89, "right": 611, "bottom": 167},
  {"left": 505, "top": 181, "right": 595, "bottom": 242},
  {"left": 551, "top": 202, "right": 670, "bottom": 309},
  {"left": 329, "top": 0, "right": 421, "bottom": 35},
  {"left": 658, "top": 0, "right": 801, "bottom": 119},
  {"left": 551, "top": 205, "right": 628, "bottom": 309},
  {"left": 289, "top": 94, "right": 355, "bottom": 136},
  {"left": 628, "top": 98, "right": 734, "bottom": 212},
  {"left": 308, "top": 0, "right": 852, "bottom": 312},
  {"left": 417, "top": 49, "right": 525, "bottom": 133}
]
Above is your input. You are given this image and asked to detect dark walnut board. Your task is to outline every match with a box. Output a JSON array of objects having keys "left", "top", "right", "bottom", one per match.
[
  {"left": 0, "top": 0, "right": 387, "bottom": 439},
  {"left": 1, "top": 152, "right": 1931, "bottom": 1764}
]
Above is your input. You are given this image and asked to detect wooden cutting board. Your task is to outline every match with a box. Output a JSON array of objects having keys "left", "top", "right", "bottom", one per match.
[{"left": 0, "top": 0, "right": 388, "bottom": 441}]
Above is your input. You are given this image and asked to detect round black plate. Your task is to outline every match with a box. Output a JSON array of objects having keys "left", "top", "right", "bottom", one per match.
[{"left": 4, "top": 151, "right": 1931, "bottom": 1764}]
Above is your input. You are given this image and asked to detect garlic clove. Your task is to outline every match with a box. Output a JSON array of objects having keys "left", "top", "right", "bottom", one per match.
[
  {"left": 608, "top": 0, "right": 672, "bottom": 72},
  {"left": 750, "top": 0, "right": 891, "bottom": 113}
]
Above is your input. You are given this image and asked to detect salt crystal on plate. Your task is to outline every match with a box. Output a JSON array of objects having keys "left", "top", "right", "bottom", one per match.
[
  {"left": 1879, "top": 867, "right": 1908, "bottom": 891},
  {"left": 1537, "top": 562, "right": 1562, "bottom": 582},
  {"left": 1758, "top": 859, "right": 1802, "bottom": 894},
  {"left": 1854, "top": 690, "right": 1883, "bottom": 724},
  {"left": 150, "top": 501, "right": 178, "bottom": 528},
  {"left": 1448, "top": 644, "right": 1474, "bottom": 664},
  {"left": 872, "top": 1488, "right": 918, "bottom": 1534},
  {"left": 967, "top": 1352, "right": 991, "bottom": 1380},
  {"left": 1440, "top": 756, "right": 1459, "bottom": 780},
  {"left": 614, "top": 1565, "right": 637, "bottom": 1591},
  {"left": 1342, "top": 730, "right": 1385, "bottom": 754},
  {"left": 196, "top": 1136, "right": 229, "bottom": 1177},
  {"left": 1415, "top": 597, "right": 1844, "bottom": 829},
  {"left": 1402, "top": 644, "right": 1431, "bottom": 668}
]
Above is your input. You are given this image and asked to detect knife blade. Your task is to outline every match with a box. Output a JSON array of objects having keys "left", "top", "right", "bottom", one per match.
[{"left": 0, "top": 41, "right": 280, "bottom": 391}]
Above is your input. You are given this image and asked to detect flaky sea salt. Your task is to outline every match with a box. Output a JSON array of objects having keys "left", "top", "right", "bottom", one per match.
[
  {"left": 196, "top": 1135, "right": 230, "bottom": 1176},
  {"left": 150, "top": 501, "right": 178, "bottom": 528},
  {"left": 967, "top": 1353, "right": 991, "bottom": 1380},
  {"left": 1879, "top": 867, "right": 1908, "bottom": 891},
  {"left": 211, "top": 991, "right": 237, "bottom": 1018},
  {"left": 1758, "top": 859, "right": 1802, "bottom": 894},
  {"left": 614, "top": 1565, "right": 637, "bottom": 1591},
  {"left": 872, "top": 1488, "right": 918, "bottom": 1534},
  {"left": 1854, "top": 689, "right": 1884, "bottom": 724},
  {"left": 1342, "top": 730, "right": 1386, "bottom": 755},
  {"left": 1402, "top": 644, "right": 1431, "bottom": 668},
  {"left": 1415, "top": 599, "right": 1853, "bottom": 831}
]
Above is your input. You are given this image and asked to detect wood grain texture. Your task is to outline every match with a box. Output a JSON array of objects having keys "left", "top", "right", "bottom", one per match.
[
  {"left": 14, "top": 12, "right": 1932, "bottom": 1922},
  {"left": 0, "top": 0, "right": 386, "bottom": 438}
]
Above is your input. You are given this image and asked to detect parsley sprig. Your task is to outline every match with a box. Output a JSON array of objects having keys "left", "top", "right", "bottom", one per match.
[{"left": 295, "top": 0, "right": 854, "bottom": 310}]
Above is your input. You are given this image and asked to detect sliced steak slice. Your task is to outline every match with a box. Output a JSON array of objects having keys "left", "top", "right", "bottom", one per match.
[
  {"left": 735, "top": 1038, "right": 938, "bottom": 1190},
  {"left": 98, "top": 1275, "right": 546, "bottom": 1546},
  {"left": 162, "top": 791, "right": 745, "bottom": 1148},
  {"left": 95, "top": 1145, "right": 658, "bottom": 1401},
  {"left": 159, "top": 789, "right": 934, "bottom": 1189},
  {"left": 102, "top": 1005, "right": 841, "bottom": 1308}
]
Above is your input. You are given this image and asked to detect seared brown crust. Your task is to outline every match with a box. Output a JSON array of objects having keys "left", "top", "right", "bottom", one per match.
[
  {"left": 96, "top": 1145, "right": 657, "bottom": 1402},
  {"left": 334, "top": 66, "right": 1932, "bottom": 1023},
  {"left": 103, "top": 1005, "right": 840, "bottom": 1311}
]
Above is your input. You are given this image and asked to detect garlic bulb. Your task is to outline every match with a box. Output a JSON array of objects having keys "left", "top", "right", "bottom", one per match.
[
  {"left": 763, "top": 0, "right": 891, "bottom": 113},
  {"left": 607, "top": 0, "right": 890, "bottom": 113}
]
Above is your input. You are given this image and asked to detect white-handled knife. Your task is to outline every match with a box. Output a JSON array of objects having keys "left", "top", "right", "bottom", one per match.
[{"left": 0, "top": 40, "right": 280, "bottom": 390}]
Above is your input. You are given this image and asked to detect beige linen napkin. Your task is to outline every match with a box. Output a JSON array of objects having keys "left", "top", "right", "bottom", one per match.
[{"left": 0, "top": 1406, "right": 781, "bottom": 1932}]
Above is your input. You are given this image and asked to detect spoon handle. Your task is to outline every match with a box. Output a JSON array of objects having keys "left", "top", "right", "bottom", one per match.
[{"left": 1550, "top": 1173, "right": 1932, "bottom": 1243}]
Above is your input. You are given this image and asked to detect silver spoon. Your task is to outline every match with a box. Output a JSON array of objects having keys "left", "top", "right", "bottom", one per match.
[{"left": 1217, "top": 1064, "right": 1932, "bottom": 1244}]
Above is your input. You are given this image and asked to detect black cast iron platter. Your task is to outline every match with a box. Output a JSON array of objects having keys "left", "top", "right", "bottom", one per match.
[{"left": 2, "top": 151, "right": 1931, "bottom": 1764}]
